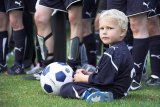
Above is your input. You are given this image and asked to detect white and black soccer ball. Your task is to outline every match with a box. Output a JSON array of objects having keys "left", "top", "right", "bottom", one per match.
[{"left": 40, "top": 62, "right": 74, "bottom": 95}]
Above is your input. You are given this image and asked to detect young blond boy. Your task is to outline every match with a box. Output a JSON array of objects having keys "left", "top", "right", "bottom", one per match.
[{"left": 60, "top": 9, "right": 135, "bottom": 103}]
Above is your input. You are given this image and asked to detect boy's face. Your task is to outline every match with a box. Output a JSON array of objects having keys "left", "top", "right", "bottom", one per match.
[{"left": 99, "top": 17, "right": 126, "bottom": 45}]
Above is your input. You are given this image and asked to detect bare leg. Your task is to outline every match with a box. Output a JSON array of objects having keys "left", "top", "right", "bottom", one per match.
[{"left": 34, "top": 5, "right": 54, "bottom": 62}]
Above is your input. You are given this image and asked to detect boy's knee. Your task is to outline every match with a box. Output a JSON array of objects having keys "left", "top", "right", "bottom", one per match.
[{"left": 60, "top": 83, "right": 72, "bottom": 97}]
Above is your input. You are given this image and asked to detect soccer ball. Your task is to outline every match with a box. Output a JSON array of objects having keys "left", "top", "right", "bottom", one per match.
[{"left": 40, "top": 62, "right": 74, "bottom": 95}]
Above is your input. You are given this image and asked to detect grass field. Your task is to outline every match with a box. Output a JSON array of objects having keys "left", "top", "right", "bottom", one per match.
[{"left": 0, "top": 56, "right": 160, "bottom": 107}]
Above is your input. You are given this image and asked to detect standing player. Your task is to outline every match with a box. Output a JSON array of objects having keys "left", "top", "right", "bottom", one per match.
[
  {"left": 60, "top": 9, "right": 135, "bottom": 102},
  {"left": 0, "top": 0, "right": 27, "bottom": 75},
  {"left": 34, "top": 0, "right": 83, "bottom": 70},
  {"left": 146, "top": 0, "right": 160, "bottom": 86},
  {"left": 106, "top": 0, "right": 151, "bottom": 90}
]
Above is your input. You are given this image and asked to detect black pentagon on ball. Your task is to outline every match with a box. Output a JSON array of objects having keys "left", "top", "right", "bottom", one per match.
[
  {"left": 55, "top": 71, "right": 66, "bottom": 82},
  {"left": 44, "top": 84, "right": 53, "bottom": 93}
]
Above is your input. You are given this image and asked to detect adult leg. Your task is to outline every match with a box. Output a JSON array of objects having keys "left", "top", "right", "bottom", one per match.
[
  {"left": 8, "top": 10, "right": 27, "bottom": 74},
  {"left": 82, "top": 19, "right": 96, "bottom": 66},
  {"left": 67, "top": 5, "right": 83, "bottom": 70},
  {"left": 34, "top": 5, "right": 54, "bottom": 66},
  {"left": 146, "top": 16, "right": 160, "bottom": 86},
  {"left": 0, "top": 13, "right": 8, "bottom": 73},
  {"left": 129, "top": 13, "right": 149, "bottom": 90}
]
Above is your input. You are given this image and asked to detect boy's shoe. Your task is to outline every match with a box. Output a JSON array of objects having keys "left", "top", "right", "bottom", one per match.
[
  {"left": 0, "top": 64, "right": 7, "bottom": 73},
  {"left": 145, "top": 75, "right": 160, "bottom": 87},
  {"left": 130, "top": 79, "right": 141, "bottom": 91},
  {"left": 86, "top": 91, "right": 114, "bottom": 103},
  {"left": 7, "top": 64, "right": 24, "bottom": 75}
]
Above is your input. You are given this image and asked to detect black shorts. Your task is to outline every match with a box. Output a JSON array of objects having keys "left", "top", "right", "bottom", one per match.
[
  {"left": 0, "top": 0, "right": 24, "bottom": 13},
  {"left": 82, "top": 0, "right": 99, "bottom": 19},
  {"left": 107, "top": 0, "right": 151, "bottom": 17},
  {"left": 24, "top": 0, "right": 37, "bottom": 13},
  {"left": 0, "top": 0, "right": 5, "bottom": 12},
  {"left": 97, "top": 0, "right": 107, "bottom": 12},
  {"left": 148, "top": 0, "right": 160, "bottom": 18},
  {"left": 39, "top": 0, "right": 82, "bottom": 12}
]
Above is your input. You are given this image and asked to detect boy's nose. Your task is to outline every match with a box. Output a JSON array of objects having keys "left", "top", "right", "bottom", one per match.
[{"left": 102, "top": 30, "right": 107, "bottom": 35}]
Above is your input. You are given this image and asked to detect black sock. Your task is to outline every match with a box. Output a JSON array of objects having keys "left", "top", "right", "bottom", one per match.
[
  {"left": 13, "top": 29, "right": 27, "bottom": 66},
  {"left": 0, "top": 31, "right": 8, "bottom": 65},
  {"left": 95, "top": 32, "right": 102, "bottom": 56},
  {"left": 149, "top": 35, "right": 160, "bottom": 78},
  {"left": 83, "top": 33, "right": 97, "bottom": 66},
  {"left": 132, "top": 38, "right": 149, "bottom": 83}
]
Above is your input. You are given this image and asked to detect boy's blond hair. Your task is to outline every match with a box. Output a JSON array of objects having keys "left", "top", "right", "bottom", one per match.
[{"left": 99, "top": 9, "right": 128, "bottom": 31}]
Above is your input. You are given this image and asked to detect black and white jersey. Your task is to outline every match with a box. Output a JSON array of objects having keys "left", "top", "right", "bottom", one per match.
[{"left": 88, "top": 41, "right": 135, "bottom": 98}]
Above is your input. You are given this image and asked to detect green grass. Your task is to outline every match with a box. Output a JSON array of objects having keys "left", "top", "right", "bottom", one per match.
[{"left": 0, "top": 56, "right": 160, "bottom": 107}]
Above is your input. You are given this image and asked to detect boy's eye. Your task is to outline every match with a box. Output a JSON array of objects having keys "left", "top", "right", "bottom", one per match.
[
  {"left": 107, "top": 27, "right": 113, "bottom": 30},
  {"left": 99, "top": 27, "right": 104, "bottom": 30}
]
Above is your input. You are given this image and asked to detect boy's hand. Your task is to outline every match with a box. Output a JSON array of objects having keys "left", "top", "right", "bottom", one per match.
[
  {"left": 76, "top": 69, "right": 93, "bottom": 75},
  {"left": 76, "top": 69, "right": 88, "bottom": 75},
  {"left": 74, "top": 69, "right": 89, "bottom": 82}
]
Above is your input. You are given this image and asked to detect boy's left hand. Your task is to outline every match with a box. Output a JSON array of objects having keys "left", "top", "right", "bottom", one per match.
[{"left": 73, "top": 70, "right": 89, "bottom": 82}]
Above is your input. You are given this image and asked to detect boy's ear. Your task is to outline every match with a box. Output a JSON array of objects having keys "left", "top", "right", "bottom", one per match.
[{"left": 120, "top": 29, "right": 127, "bottom": 37}]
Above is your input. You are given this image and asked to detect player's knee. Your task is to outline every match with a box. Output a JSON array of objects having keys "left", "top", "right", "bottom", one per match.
[
  {"left": 9, "top": 18, "right": 23, "bottom": 30},
  {"left": 34, "top": 12, "right": 49, "bottom": 28},
  {"left": 130, "top": 15, "right": 147, "bottom": 35},
  {"left": 68, "top": 12, "right": 80, "bottom": 26},
  {"left": 148, "top": 17, "right": 160, "bottom": 35},
  {"left": 9, "top": 11, "right": 24, "bottom": 30}
]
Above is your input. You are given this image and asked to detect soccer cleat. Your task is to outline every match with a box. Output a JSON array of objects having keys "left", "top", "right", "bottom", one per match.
[
  {"left": 0, "top": 64, "right": 7, "bottom": 73},
  {"left": 145, "top": 75, "right": 160, "bottom": 87},
  {"left": 7, "top": 64, "right": 24, "bottom": 75},
  {"left": 130, "top": 79, "right": 141, "bottom": 91},
  {"left": 86, "top": 91, "right": 114, "bottom": 103}
]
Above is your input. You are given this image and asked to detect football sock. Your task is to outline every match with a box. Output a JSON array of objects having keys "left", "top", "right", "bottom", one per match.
[
  {"left": 13, "top": 29, "right": 27, "bottom": 66},
  {"left": 0, "top": 31, "right": 8, "bottom": 65},
  {"left": 149, "top": 35, "right": 160, "bottom": 77},
  {"left": 132, "top": 38, "right": 149, "bottom": 83},
  {"left": 83, "top": 33, "right": 97, "bottom": 66},
  {"left": 95, "top": 32, "right": 102, "bottom": 56}
]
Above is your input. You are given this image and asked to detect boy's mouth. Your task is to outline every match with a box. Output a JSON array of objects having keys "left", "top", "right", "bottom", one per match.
[{"left": 102, "top": 37, "right": 110, "bottom": 40}]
